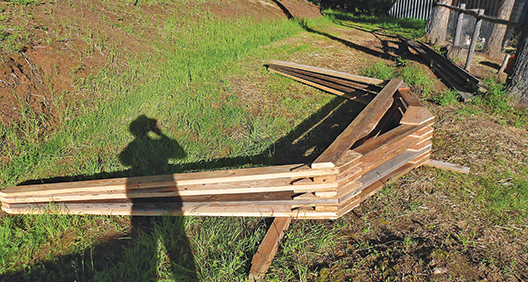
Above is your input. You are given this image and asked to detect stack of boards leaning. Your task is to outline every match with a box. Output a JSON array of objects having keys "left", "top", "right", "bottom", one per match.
[{"left": 0, "top": 61, "right": 434, "bottom": 220}]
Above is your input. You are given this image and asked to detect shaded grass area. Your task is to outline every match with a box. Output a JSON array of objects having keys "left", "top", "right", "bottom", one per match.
[{"left": 323, "top": 9, "right": 426, "bottom": 39}]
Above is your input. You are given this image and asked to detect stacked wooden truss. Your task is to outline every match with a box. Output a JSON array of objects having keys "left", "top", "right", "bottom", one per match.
[{"left": 0, "top": 61, "right": 434, "bottom": 220}]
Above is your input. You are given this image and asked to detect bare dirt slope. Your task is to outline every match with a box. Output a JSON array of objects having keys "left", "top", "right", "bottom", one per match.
[{"left": 0, "top": 0, "right": 320, "bottom": 125}]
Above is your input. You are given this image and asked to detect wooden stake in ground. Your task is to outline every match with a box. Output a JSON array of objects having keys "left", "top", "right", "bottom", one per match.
[
  {"left": 249, "top": 217, "right": 292, "bottom": 281},
  {"left": 465, "top": 9, "right": 485, "bottom": 71},
  {"left": 453, "top": 3, "right": 466, "bottom": 46}
]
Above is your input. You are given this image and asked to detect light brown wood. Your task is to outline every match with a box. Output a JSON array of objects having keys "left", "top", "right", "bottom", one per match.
[
  {"left": 268, "top": 68, "right": 374, "bottom": 104},
  {"left": 2, "top": 164, "right": 337, "bottom": 197},
  {"left": 424, "top": 159, "right": 470, "bottom": 174},
  {"left": 3, "top": 180, "right": 340, "bottom": 204},
  {"left": 400, "top": 106, "right": 435, "bottom": 125},
  {"left": 397, "top": 87, "right": 421, "bottom": 107},
  {"left": 338, "top": 155, "right": 428, "bottom": 217},
  {"left": 315, "top": 78, "right": 404, "bottom": 164},
  {"left": 1, "top": 204, "right": 339, "bottom": 219},
  {"left": 341, "top": 147, "right": 429, "bottom": 204},
  {"left": 270, "top": 60, "right": 385, "bottom": 85},
  {"left": 269, "top": 64, "right": 381, "bottom": 93},
  {"left": 249, "top": 217, "right": 292, "bottom": 281},
  {"left": 410, "top": 126, "right": 434, "bottom": 138}
]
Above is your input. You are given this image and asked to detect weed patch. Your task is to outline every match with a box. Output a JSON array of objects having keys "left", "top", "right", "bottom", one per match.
[{"left": 435, "top": 89, "right": 460, "bottom": 106}]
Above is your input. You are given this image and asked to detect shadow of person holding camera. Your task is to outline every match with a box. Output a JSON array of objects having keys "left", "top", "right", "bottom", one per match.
[{"left": 118, "top": 115, "right": 197, "bottom": 281}]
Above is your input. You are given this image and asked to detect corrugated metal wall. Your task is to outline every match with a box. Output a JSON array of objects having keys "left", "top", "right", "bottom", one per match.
[
  {"left": 389, "top": 0, "right": 435, "bottom": 20},
  {"left": 389, "top": 0, "right": 525, "bottom": 22}
]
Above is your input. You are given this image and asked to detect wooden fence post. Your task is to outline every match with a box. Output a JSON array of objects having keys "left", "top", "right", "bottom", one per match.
[
  {"left": 465, "top": 9, "right": 485, "bottom": 71},
  {"left": 454, "top": 3, "right": 466, "bottom": 46}
]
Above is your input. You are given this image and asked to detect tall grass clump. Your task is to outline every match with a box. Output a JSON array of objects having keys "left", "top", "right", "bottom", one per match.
[
  {"left": 472, "top": 79, "right": 528, "bottom": 128},
  {"left": 361, "top": 60, "right": 395, "bottom": 80},
  {"left": 401, "top": 63, "right": 436, "bottom": 97},
  {"left": 435, "top": 89, "right": 459, "bottom": 106}
]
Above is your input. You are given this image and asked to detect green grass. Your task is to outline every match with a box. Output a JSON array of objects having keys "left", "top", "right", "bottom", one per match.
[
  {"left": 460, "top": 79, "right": 528, "bottom": 129},
  {"left": 361, "top": 60, "right": 437, "bottom": 98},
  {"left": 0, "top": 7, "right": 338, "bottom": 280},
  {"left": 2, "top": 3, "right": 528, "bottom": 281},
  {"left": 323, "top": 9, "right": 426, "bottom": 39},
  {"left": 435, "top": 89, "right": 460, "bottom": 106},
  {"left": 360, "top": 60, "right": 396, "bottom": 80}
]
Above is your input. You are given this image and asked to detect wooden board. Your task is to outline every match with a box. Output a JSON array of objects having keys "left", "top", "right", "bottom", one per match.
[
  {"left": 1, "top": 164, "right": 337, "bottom": 197},
  {"left": 249, "top": 217, "right": 292, "bottom": 281},
  {"left": 269, "top": 60, "right": 385, "bottom": 85},
  {"left": 340, "top": 147, "right": 429, "bottom": 203},
  {"left": 1, "top": 203, "right": 339, "bottom": 219},
  {"left": 424, "top": 159, "right": 470, "bottom": 174},
  {"left": 314, "top": 78, "right": 404, "bottom": 164},
  {"left": 400, "top": 106, "right": 435, "bottom": 126},
  {"left": 397, "top": 87, "right": 421, "bottom": 107},
  {"left": 3, "top": 178, "right": 340, "bottom": 204},
  {"left": 269, "top": 64, "right": 381, "bottom": 93},
  {"left": 268, "top": 67, "right": 373, "bottom": 104}
]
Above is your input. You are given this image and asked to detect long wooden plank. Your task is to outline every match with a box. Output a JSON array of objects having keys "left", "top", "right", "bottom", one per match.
[
  {"left": 352, "top": 120, "right": 433, "bottom": 155},
  {"left": 268, "top": 68, "right": 373, "bottom": 104},
  {"left": 1, "top": 164, "right": 337, "bottom": 196},
  {"left": 314, "top": 78, "right": 404, "bottom": 165},
  {"left": 269, "top": 65, "right": 381, "bottom": 93},
  {"left": 2, "top": 179, "right": 339, "bottom": 204},
  {"left": 424, "top": 159, "right": 470, "bottom": 174},
  {"left": 350, "top": 135, "right": 426, "bottom": 182},
  {"left": 3, "top": 195, "right": 339, "bottom": 212},
  {"left": 400, "top": 106, "right": 434, "bottom": 126},
  {"left": 1, "top": 203, "right": 339, "bottom": 219},
  {"left": 249, "top": 217, "right": 292, "bottom": 281},
  {"left": 397, "top": 88, "right": 421, "bottom": 107},
  {"left": 270, "top": 60, "right": 385, "bottom": 85},
  {"left": 339, "top": 122, "right": 432, "bottom": 178}
]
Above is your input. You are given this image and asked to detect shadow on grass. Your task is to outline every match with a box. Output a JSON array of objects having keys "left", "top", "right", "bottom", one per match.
[
  {"left": 479, "top": 61, "right": 501, "bottom": 71},
  {"left": 296, "top": 19, "right": 423, "bottom": 66},
  {"left": 2, "top": 88, "right": 368, "bottom": 281}
]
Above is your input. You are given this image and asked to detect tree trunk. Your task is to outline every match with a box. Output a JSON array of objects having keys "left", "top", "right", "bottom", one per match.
[
  {"left": 487, "top": 0, "right": 515, "bottom": 59},
  {"left": 506, "top": 23, "right": 528, "bottom": 104},
  {"left": 426, "top": 0, "right": 453, "bottom": 46}
]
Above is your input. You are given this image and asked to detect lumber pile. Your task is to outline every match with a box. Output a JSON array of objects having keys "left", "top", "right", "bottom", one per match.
[
  {"left": 0, "top": 62, "right": 434, "bottom": 220},
  {"left": 405, "top": 40, "right": 487, "bottom": 102}
]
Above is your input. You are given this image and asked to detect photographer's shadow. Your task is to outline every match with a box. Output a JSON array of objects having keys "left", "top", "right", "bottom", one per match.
[{"left": 119, "top": 115, "right": 196, "bottom": 281}]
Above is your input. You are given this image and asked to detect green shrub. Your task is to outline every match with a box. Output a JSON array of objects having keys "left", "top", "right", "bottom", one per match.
[{"left": 401, "top": 64, "right": 435, "bottom": 97}]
